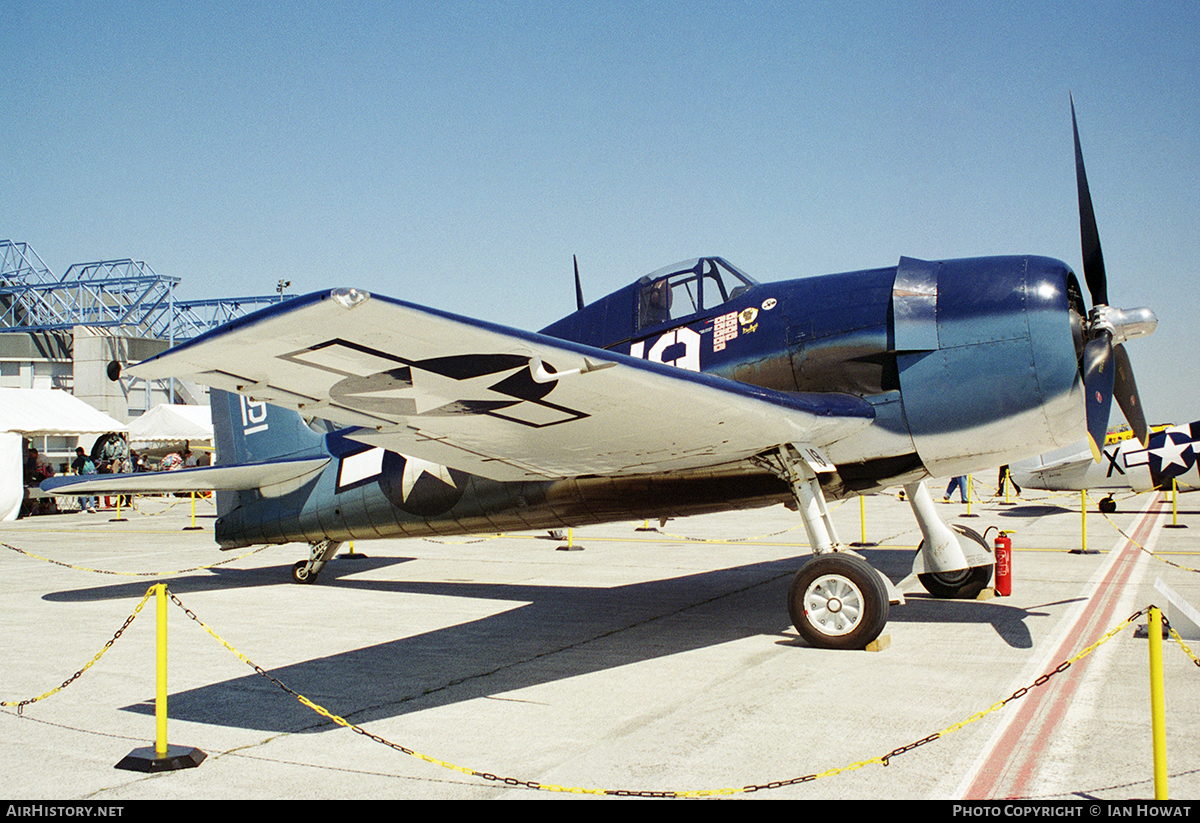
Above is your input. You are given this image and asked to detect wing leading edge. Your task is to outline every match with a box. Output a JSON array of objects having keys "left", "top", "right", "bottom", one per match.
[{"left": 126, "top": 288, "right": 874, "bottom": 481}]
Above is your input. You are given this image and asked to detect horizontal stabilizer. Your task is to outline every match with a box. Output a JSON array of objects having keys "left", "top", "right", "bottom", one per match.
[{"left": 41, "top": 457, "right": 329, "bottom": 496}]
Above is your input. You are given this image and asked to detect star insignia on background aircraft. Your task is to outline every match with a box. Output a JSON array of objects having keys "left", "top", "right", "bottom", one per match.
[{"left": 1126, "top": 424, "right": 1197, "bottom": 477}]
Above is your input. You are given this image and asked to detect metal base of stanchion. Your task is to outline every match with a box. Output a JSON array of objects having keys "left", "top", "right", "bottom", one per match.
[
  {"left": 1134, "top": 623, "right": 1171, "bottom": 639},
  {"left": 115, "top": 744, "right": 206, "bottom": 773}
]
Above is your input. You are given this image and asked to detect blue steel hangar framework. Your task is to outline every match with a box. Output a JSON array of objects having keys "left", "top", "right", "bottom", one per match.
[{"left": 0, "top": 239, "right": 289, "bottom": 341}]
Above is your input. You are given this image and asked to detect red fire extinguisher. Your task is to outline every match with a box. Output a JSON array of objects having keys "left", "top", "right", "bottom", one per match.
[{"left": 994, "top": 530, "right": 1012, "bottom": 596}]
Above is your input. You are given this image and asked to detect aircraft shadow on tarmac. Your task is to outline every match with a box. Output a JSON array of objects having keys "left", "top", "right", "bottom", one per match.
[
  {"left": 42, "top": 549, "right": 1053, "bottom": 734},
  {"left": 994, "top": 504, "right": 1075, "bottom": 516}
]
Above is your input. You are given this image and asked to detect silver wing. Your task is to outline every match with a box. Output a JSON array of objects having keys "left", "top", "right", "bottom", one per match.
[{"left": 127, "top": 288, "right": 875, "bottom": 481}]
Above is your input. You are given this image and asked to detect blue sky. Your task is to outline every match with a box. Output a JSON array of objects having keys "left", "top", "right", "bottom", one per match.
[{"left": 5, "top": 1, "right": 1197, "bottom": 425}]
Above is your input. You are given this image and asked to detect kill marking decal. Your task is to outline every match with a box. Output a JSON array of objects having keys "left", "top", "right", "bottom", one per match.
[{"left": 713, "top": 310, "right": 739, "bottom": 352}]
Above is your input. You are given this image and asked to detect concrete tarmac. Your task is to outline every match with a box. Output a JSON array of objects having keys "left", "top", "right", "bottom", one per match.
[{"left": 1, "top": 486, "right": 1198, "bottom": 800}]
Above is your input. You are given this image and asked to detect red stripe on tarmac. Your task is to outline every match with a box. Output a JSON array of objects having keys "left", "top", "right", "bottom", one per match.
[{"left": 964, "top": 495, "right": 1164, "bottom": 800}]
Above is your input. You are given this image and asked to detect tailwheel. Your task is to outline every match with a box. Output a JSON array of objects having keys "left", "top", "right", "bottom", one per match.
[
  {"left": 916, "top": 525, "right": 993, "bottom": 599},
  {"left": 1099, "top": 495, "right": 1117, "bottom": 513},
  {"left": 788, "top": 554, "right": 890, "bottom": 650},
  {"left": 292, "top": 561, "right": 318, "bottom": 584},
  {"left": 291, "top": 539, "right": 341, "bottom": 584}
]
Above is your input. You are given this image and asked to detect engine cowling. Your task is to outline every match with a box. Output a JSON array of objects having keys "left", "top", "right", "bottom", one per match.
[{"left": 893, "top": 255, "right": 1085, "bottom": 476}]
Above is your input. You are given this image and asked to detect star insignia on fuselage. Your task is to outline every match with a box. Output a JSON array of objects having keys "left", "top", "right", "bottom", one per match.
[
  {"left": 399, "top": 456, "right": 457, "bottom": 502},
  {"left": 1125, "top": 423, "right": 1198, "bottom": 482},
  {"left": 1151, "top": 428, "right": 1195, "bottom": 473}
]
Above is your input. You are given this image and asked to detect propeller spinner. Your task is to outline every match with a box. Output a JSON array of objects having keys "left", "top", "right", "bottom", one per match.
[{"left": 1071, "top": 96, "right": 1157, "bottom": 458}]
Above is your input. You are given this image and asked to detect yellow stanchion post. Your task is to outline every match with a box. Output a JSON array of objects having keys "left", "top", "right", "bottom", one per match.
[
  {"left": 962, "top": 474, "right": 978, "bottom": 518},
  {"left": 850, "top": 495, "right": 877, "bottom": 547},
  {"left": 1071, "top": 490, "right": 1097, "bottom": 554},
  {"left": 1163, "top": 478, "right": 1187, "bottom": 529},
  {"left": 557, "top": 527, "right": 582, "bottom": 551},
  {"left": 183, "top": 491, "right": 203, "bottom": 531},
  {"left": 342, "top": 537, "right": 368, "bottom": 561},
  {"left": 155, "top": 584, "right": 168, "bottom": 756},
  {"left": 1081, "top": 490, "right": 1087, "bottom": 551},
  {"left": 1002, "top": 467, "right": 1013, "bottom": 505},
  {"left": 1149, "top": 606, "right": 1168, "bottom": 799},
  {"left": 116, "top": 585, "right": 206, "bottom": 772}
]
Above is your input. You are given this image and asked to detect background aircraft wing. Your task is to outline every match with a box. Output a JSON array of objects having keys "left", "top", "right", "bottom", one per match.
[{"left": 127, "top": 288, "right": 874, "bottom": 481}]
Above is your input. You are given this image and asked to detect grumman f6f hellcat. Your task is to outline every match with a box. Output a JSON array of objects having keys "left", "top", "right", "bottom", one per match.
[{"left": 46, "top": 101, "right": 1157, "bottom": 650}]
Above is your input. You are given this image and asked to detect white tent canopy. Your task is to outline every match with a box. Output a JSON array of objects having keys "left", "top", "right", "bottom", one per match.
[
  {"left": 0, "top": 389, "right": 128, "bottom": 522},
  {"left": 128, "top": 404, "right": 212, "bottom": 445},
  {"left": 0, "top": 389, "right": 127, "bottom": 436}
]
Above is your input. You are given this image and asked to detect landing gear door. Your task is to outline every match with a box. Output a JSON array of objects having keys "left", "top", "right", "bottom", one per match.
[{"left": 790, "top": 443, "right": 836, "bottom": 475}]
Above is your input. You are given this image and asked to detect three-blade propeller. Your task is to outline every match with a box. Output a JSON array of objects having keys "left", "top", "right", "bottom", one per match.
[{"left": 1072, "top": 95, "right": 1157, "bottom": 459}]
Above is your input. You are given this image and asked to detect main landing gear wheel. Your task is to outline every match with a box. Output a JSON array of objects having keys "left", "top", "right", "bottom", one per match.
[
  {"left": 916, "top": 525, "right": 993, "bottom": 599},
  {"left": 788, "top": 554, "right": 890, "bottom": 650},
  {"left": 292, "top": 561, "right": 318, "bottom": 584}
]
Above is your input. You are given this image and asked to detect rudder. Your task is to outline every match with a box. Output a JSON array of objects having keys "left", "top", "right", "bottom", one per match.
[{"left": 210, "top": 389, "right": 328, "bottom": 466}]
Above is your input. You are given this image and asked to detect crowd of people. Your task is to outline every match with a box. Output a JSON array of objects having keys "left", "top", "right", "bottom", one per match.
[{"left": 21, "top": 434, "right": 210, "bottom": 517}]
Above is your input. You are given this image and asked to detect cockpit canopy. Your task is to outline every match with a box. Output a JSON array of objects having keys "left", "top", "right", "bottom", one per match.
[
  {"left": 540, "top": 257, "right": 758, "bottom": 350},
  {"left": 635, "top": 258, "right": 757, "bottom": 332}
]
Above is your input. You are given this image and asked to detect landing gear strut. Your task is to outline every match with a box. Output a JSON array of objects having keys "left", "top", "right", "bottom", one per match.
[
  {"left": 915, "top": 524, "right": 993, "bottom": 599},
  {"left": 292, "top": 539, "right": 342, "bottom": 584},
  {"left": 758, "top": 444, "right": 901, "bottom": 650},
  {"left": 899, "top": 480, "right": 995, "bottom": 598}
]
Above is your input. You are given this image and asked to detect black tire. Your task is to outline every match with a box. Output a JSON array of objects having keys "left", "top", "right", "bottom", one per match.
[
  {"left": 292, "top": 561, "right": 318, "bottom": 584},
  {"left": 916, "top": 525, "right": 993, "bottom": 599},
  {"left": 787, "top": 554, "right": 890, "bottom": 650},
  {"left": 1099, "top": 496, "right": 1116, "bottom": 514}
]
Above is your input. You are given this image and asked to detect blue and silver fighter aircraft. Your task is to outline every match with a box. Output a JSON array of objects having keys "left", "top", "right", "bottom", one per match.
[{"left": 45, "top": 103, "right": 1157, "bottom": 650}]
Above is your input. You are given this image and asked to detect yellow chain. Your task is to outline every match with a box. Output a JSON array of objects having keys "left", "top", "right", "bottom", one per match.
[
  {"left": 1, "top": 586, "right": 154, "bottom": 712},
  {"left": 1, "top": 540, "right": 269, "bottom": 576},
  {"left": 1167, "top": 622, "right": 1200, "bottom": 667},
  {"left": 1095, "top": 498, "right": 1200, "bottom": 574},
  {"left": 169, "top": 590, "right": 1181, "bottom": 796},
  {"left": 5, "top": 584, "right": 1192, "bottom": 796}
]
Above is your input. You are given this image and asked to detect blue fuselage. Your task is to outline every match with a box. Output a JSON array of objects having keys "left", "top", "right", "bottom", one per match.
[{"left": 214, "top": 255, "right": 1087, "bottom": 548}]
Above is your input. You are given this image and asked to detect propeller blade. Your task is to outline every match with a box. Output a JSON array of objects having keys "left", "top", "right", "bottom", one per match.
[
  {"left": 1112, "top": 343, "right": 1149, "bottom": 446},
  {"left": 1082, "top": 333, "right": 1115, "bottom": 461},
  {"left": 1072, "top": 94, "right": 1108, "bottom": 307},
  {"left": 574, "top": 255, "right": 585, "bottom": 311}
]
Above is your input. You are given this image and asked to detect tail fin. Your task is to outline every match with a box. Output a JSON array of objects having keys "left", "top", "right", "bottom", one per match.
[{"left": 210, "top": 389, "right": 328, "bottom": 466}]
